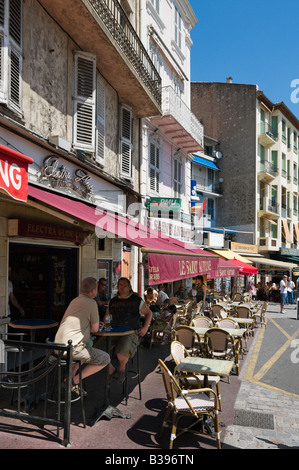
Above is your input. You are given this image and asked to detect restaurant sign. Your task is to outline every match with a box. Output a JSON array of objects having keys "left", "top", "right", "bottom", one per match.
[
  {"left": 0, "top": 144, "right": 33, "bottom": 201},
  {"left": 145, "top": 197, "right": 181, "bottom": 215},
  {"left": 8, "top": 219, "right": 90, "bottom": 245},
  {"left": 147, "top": 252, "right": 219, "bottom": 285}
]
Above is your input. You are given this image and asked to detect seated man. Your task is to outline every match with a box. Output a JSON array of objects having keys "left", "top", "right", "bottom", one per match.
[
  {"left": 55, "top": 277, "right": 110, "bottom": 394},
  {"left": 97, "top": 277, "right": 152, "bottom": 384}
]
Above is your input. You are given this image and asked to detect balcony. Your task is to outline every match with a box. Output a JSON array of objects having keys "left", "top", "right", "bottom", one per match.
[
  {"left": 150, "top": 86, "right": 204, "bottom": 153},
  {"left": 196, "top": 178, "right": 222, "bottom": 196},
  {"left": 258, "top": 237, "right": 279, "bottom": 252},
  {"left": 258, "top": 160, "right": 278, "bottom": 183},
  {"left": 38, "top": 0, "right": 161, "bottom": 117},
  {"left": 258, "top": 122, "right": 278, "bottom": 146},
  {"left": 258, "top": 197, "right": 280, "bottom": 219}
]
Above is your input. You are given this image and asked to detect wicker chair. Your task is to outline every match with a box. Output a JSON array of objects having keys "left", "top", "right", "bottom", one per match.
[
  {"left": 171, "top": 341, "right": 222, "bottom": 411},
  {"left": 174, "top": 326, "right": 199, "bottom": 355},
  {"left": 204, "top": 327, "right": 238, "bottom": 378},
  {"left": 158, "top": 358, "right": 221, "bottom": 449},
  {"left": 190, "top": 315, "right": 213, "bottom": 328}
]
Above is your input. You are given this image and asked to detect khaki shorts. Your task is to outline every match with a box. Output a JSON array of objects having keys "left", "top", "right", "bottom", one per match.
[
  {"left": 95, "top": 332, "right": 139, "bottom": 359},
  {"left": 72, "top": 342, "right": 110, "bottom": 366}
]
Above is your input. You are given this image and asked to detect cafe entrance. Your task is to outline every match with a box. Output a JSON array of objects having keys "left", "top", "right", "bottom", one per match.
[{"left": 9, "top": 243, "right": 78, "bottom": 337}]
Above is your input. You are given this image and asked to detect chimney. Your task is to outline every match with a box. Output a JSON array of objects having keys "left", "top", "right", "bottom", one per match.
[{"left": 226, "top": 77, "right": 233, "bottom": 83}]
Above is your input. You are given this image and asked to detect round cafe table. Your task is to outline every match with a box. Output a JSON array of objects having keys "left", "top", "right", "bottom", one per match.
[{"left": 90, "top": 325, "right": 134, "bottom": 426}]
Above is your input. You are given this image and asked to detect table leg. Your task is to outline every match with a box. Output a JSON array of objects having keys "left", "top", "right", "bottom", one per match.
[{"left": 90, "top": 335, "right": 131, "bottom": 426}]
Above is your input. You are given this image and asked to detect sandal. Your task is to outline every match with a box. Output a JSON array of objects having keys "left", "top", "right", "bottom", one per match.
[{"left": 71, "top": 379, "right": 87, "bottom": 397}]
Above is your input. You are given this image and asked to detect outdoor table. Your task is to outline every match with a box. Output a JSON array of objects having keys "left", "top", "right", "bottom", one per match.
[
  {"left": 8, "top": 318, "right": 58, "bottom": 410},
  {"left": 90, "top": 325, "right": 134, "bottom": 426},
  {"left": 174, "top": 356, "right": 234, "bottom": 387}
]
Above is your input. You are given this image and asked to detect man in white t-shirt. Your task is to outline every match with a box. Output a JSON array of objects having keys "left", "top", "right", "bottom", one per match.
[
  {"left": 287, "top": 276, "right": 295, "bottom": 305},
  {"left": 279, "top": 275, "right": 288, "bottom": 314},
  {"left": 155, "top": 285, "right": 169, "bottom": 307}
]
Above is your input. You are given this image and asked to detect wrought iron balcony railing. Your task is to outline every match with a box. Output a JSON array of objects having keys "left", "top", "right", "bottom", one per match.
[{"left": 89, "top": 0, "right": 161, "bottom": 107}]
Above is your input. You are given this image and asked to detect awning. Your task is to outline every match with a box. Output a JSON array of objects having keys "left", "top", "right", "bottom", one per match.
[
  {"left": 192, "top": 155, "right": 220, "bottom": 171},
  {"left": 207, "top": 258, "right": 240, "bottom": 279},
  {"left": 228, "top": 258, "right": 258, "bottom": 275},
  {"left": 28, "top": 185, "right": 220, "bottom": 284},
  {"left": 208, "top": 249, "right": 254, "bottom": 265},
  {"left": 282, "top": 220, "right": 292, "bottom": 243},
  {"left": 247, "top": 256, "right": 297, "bottom": 270},
  {"left": 0, "top": 144, "right": 33, "bottom": 201},
  {"left": 204, "top": 227, "right": 236, "bottom": 234}
]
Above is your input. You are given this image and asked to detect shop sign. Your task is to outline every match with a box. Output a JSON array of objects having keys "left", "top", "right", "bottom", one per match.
[
  {"left": 39, "top": 155, "right": 95, "bottom": 202},
  {"left": 148, "top": 217, "right": 194, "bottom": 243},
  {"left": 145, "top": 197, "right": 181, "bottom": 215},
  {"left": 231, "top": 242, "right": 258, "bottom": 254},
  {"left": 281, "top": 247, "right": 299, "bottom": 257},
  {"left": 0, "top": 145, "right": 33, "bottom": 202},
  {"left": 8, "top": 219, "right": 90, "bottom": 245}
]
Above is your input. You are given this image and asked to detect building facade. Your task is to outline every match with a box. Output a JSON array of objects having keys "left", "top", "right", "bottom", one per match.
[{"left": 0, "top": 0, "right": 162, "bottom": 324}]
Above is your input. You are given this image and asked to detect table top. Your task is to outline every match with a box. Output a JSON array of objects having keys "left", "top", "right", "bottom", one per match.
[
  {"left": 193, "top": 326, "right": 247, "bottom": 337},
  {"left": 94, "top": 325, "right": 134, "bottom": 337},
  {"left": 9, "top": 318, "right": 58, "bottom": 330},
  {"left": 174, "top": 356, "right": 234, "bottom": 377}
]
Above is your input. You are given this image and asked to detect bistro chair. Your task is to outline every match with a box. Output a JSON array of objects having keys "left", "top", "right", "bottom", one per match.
[
  {"left": 0, "top": 331, "right": 27, "bottom": 406},
  {"left": 204, "top": 328, "right": 237, "bottom": 379},
  {"left": 149, "top": 312, "right": 179, "bottom": 348},
  {"left": 158, "top": 358, "right": 221, "bottom": 449},
  {"left": 171, "top": 341, "right": 222, "bottom": 411},
  {"left": 215, "top": 318, "right": 243, "bottom": 359},
  {"left": 233, "top": 293, "right": 243, "bottom": 302},
  {"left": 190, "top": 315, "right": 213, "bottom": 328},
  {"left": 123, "top": 340, "right": 142, "bottom": 405},
  {"left": 252, "top": 302, "right": 268, "bottom": 328},
  {"left": 235, "top": 306, "right": 255, "bottom": 337},
  {"left": 174, "top": 326, "right": 200, "bottom": 356},
  {"left": 209, "top": 304, "right": 227, "bottom": 323}
]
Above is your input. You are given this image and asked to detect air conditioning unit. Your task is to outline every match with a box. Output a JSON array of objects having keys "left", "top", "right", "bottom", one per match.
[{"left": 49, "top": 135, "right": 71, "bottom": 153}]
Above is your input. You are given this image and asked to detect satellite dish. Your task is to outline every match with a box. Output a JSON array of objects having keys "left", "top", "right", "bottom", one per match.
[{"left": 215, "top": 151, "right": 222, "bottom": 159}]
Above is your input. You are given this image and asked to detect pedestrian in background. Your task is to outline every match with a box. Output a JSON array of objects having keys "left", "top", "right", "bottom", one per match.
[
  {"left": 279, "top": 274, "right": 288, "bottom": 314},
  {"left": 287, "top": 276, "right": 295, "bottom": 305}
]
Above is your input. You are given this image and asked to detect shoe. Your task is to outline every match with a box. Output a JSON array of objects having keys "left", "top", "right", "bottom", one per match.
[
  {"left": 113, "top": 369, "right": 126, "bottom": 384},
  {"left": 63, "top": 379, "right": 87, "bottom": 396},
  {"left": 281, "top": 310, "right": 285, "bottom": 314}
]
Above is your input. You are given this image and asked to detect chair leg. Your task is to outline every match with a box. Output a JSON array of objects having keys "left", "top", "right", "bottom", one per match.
[
  {"left": 122, "top": 345, "right": 142, "bottom": 404},
  {"left": 169, "top": 415, "right": 177, "bottom": 450},
  {"left": 216, "top": 381, "right": 222, "bottom": 412},
  {"left": 160, "top": 404, "right": 172, "bottom": 438},
  {"left": 78, "top": 363, "right": 86, "bottom": 428},
  {"left": 214, "top": 410, "right": 221, "bottom": 449}
]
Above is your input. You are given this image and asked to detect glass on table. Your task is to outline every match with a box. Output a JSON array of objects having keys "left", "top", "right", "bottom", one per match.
[{"left": 104, "top": 314, "right": 112, "bottom": 331}]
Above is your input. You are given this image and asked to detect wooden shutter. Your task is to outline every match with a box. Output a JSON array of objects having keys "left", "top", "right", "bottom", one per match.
[
  {"left": 149, "top": 141, "right": 160, "bottom": 193},
  {"left": 73, "top": 52, "right": 96, "bottom": 151},
  {"left": 120, "top": 106, "right": 132, "bottom": 178},
  {"left": 96, "top": 75, "right": 105, "bottom": 164}
]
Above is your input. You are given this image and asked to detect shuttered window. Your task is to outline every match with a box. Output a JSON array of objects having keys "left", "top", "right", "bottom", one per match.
[
  {"left": 96, "top": 75, "right": 105, "bottom": 164},
  {"left": 0, "top": 0, "right": 22, "bottom": 113},
  {"left": 149, "top": 141, "right": 160, "bottom": 193},
  {"left": 73, "top": 52, "right": 96, "bottom": 152},
  {"left": 120, "top": 106, "right": 132, "bottom": 178},
  {"left": 173, "top": 158, "right": 182, "bottom": 196}
]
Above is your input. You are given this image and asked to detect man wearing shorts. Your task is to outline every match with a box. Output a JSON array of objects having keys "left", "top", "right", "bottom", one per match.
[
  {"left": 96, "top": 277, "right": 152, "bottom": 384},
  {"left": 55, "top": 277, "right": 110, "bottom": 392},
  {"left": 279, "top": 274, "right": 288, "bottom": 314}
]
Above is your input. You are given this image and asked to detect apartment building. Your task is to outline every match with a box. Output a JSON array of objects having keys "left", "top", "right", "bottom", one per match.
[
  {"left": 0, "top": 0, "right": 162, "bottom": 323},
  {"left": 139, "top": 0, "right": 203, "bottom": 249},
  {"left": 191, "top": 81, "right": 299, "bottom": 279}
]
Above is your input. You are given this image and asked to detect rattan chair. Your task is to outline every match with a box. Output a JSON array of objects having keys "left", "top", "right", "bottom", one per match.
[
  {"left": 209, "top": 304, "right": 227, "bottom": 322},
  {"left": 174, "top": 325, "right": 201, "bottom": 356},
  {"left": 190, "top": 315, "right": 213, "bottom": 328},
  {"left": 158, "top": 358, "right": 221, "bottom": 449},
  {"left": 171, "top": 341, "right": 222, "bottom": 411},
  {"left": 204, "top": 327, "right": 238, "bottom": 378}
]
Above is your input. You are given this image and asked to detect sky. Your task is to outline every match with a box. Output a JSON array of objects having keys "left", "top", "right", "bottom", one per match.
[{"left": 189, "top": 0, "right": 299, "bottom": 118}]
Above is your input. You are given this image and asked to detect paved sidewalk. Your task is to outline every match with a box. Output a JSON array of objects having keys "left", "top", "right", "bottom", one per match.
[{"left": 223, "top": 302, "right": 299, "bottom": 449}]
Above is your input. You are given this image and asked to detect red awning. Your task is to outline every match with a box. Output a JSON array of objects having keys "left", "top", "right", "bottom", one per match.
[
  {"left": 28, "top": 185, "right": 220, "bottom": 284},
  {"left": 207, "top": 258, "right": 240, "bottom": 279},
  {"left": 0, "top": 144, "right": 33, "bottom": 201},
  {"left": 228, "top": 258, "right": 258, "bottom": 275}
]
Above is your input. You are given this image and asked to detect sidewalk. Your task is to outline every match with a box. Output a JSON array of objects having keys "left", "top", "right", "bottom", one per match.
[
  {"left": 223, "top": 302, "right": 299, "bottom": 449},
  {"left": 0, "top": 301, "right": 298, "bottom": 450}
]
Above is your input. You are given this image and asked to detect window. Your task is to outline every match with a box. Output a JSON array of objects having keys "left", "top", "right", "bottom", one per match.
[
  {"left": 174, "top": 5, "right": 182, "bottom": 50},
  {"left": 173, "top": 158, "right": 182, "bottom": 196},
  {"left": 0, "top": 0, "right": 22, "bottom": 113},
  {"left": 120, "top": 105, "right": 132, "bottom": 178},
  {"left": 282, "top": 120, "right": 286, "bottom": 142},
  {"left": 207, "top": 199, "right": 214, "bottom": 220},
  {"left": 150, "top": 0, "right": 160, "bottom": 14},
  {"left": 149, "top": 140, "right": 160, "bottom": 193},
  {"left": 73, "top": 51, "right": 106, "bottom": 164}
]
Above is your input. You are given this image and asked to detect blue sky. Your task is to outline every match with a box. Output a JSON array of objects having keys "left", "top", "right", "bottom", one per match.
[{"left": 189, "top": 0, "right": 299, "bottom": 118}]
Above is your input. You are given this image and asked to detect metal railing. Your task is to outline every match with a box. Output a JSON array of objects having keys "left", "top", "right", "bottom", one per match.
[
  {"left": 260, "top": 122, "right": 278, "bottom": 140},
  {"left": 260, "top": 160, "right": 278, "bottom": 177},
  {"left": 0, "top": 338, "right": 73, "bottom": 447},
  {"left": 161, "top": 86, "right": 204, "bottom": 148},
  {"left": 88, "top": 0, "right": 161, "bottom": 106}
]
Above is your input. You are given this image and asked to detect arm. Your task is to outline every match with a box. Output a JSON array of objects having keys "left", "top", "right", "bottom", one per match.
[
  {"left": 139, "top": 303, "right": 152, "bottom": 337},
  {"left": 202, "top": 284, "right": 207, "bottom": 302},
  {"left": 9, "top": 292, "right": 25, "bottom": 317}
]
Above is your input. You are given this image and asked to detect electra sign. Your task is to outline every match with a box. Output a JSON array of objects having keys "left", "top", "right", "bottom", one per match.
[{"left": 0, "top": 144, "right": 33, "bottom": 201}]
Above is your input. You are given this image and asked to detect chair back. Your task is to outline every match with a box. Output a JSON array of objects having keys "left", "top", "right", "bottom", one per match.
[
  {"left": 174, "top": 326, "right": 195, "bottom": 349},
  {"left": 209, "top": 304, "right": 226, "bottom": 321},
  {"left": 190, "top": 316, "right": 212, "bottom": 328},
  {"left": 233, "top": 293, "right": 243, "bottom": 301},
  {"left": 216, "top": 318, "right": 239, "bottom": 329},
  {"left": 204, "top": 328, "right": 232, "bottom": 354},
  {"left": 158, "top": 358, "right": 180, "bottom": 402},
  {"left": 171, "top": 340, "right": 189, "bottom": 366},
  {"left": 235, "top": 306, "right": 251, "bottom": 318}
]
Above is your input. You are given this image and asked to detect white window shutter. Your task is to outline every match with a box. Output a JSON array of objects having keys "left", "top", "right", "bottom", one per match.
[
  {"left": 149, "top": 141, "right": 160, "bottom": 193},
  {"left": 73, "top": 52, "right": 96, "bottom": 151},
  {"left": 120, "top": 106, "right": 132, "bottom": 178},
  {"left": 8, "top": 44, "right": 21, "bottom": 109},
  {"left": 96, "top": 75, "right": 105, "bottom": 164}
]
